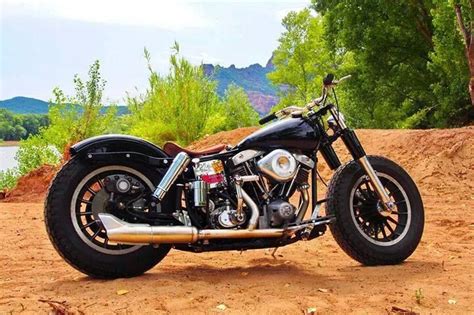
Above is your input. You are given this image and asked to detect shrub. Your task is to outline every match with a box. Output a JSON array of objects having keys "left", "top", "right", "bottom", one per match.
[
  {"left": 0, "top": 168, "right": 19, "bottom": 190},
  {"left": 1, "top": 61, "right": 119, "bottom": 190},
  {"left": 127, "top": 44, "right": 219, "bottom": 145},
  {"left": 127, "top": 45, "right": 259, "bottom": 146}
]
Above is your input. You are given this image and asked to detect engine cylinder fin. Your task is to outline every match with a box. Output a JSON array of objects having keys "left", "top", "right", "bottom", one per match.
[{"left": 295, "top": 167, "right": 310, "bottom": 185}]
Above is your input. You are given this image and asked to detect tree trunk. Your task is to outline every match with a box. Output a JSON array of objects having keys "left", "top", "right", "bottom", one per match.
[
  {"left": 469, "top": 41, "right": 474, "bottom": 106},
  {"left": 454, "top": 3, "right": 474, "bottom": 106}
]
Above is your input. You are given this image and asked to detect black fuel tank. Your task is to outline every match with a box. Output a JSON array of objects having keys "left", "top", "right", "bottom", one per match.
[{"left": 237, "top": 117, "right": 320, "bottom": 151}]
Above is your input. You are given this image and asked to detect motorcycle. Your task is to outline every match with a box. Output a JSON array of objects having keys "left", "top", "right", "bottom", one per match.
[{"left": 45, "top": 74, "right": 424, "bottom": 278}]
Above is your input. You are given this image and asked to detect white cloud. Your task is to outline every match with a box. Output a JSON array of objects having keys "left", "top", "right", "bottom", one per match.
[
  {"left": 1, "top": 0, "right": 212, "bottom": 30},
  {"left": 187, "top": 52, "right": 221, "bottom": 65}
]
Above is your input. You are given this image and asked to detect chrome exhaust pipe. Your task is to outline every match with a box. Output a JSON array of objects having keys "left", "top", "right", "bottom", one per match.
[
  {"left": 98, "top": 213, "right": 198, "bottom": 244},
  {"left": 198, "top": 228, "right": 284, "bottom": 240},
  {"left": 99, "top": 213, "right": 286, "bottom": 245},
  {"left": 241, "top": 188, "right": 259, "bottom": 230},
  {"left": 295, "top": 185, "right": 310, "bottom": 223}
]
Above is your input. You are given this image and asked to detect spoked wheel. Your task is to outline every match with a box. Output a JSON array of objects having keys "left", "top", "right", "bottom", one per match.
[
  {"left": 45, "top": 158, "right": 175, "bottom": 278},
  {"left": 350, "top": 173, "right": 410, "bottom": 246},
  {"left": 326, "top": 156, "right": 424, "bottom": 265},
  {"left": 71, "top": 166, "right": 153, "bottom": 255}
]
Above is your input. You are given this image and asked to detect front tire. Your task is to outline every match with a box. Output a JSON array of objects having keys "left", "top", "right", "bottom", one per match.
[
  {"left": 45, "top": 157, "right": 173, "bottom": 278},
  {"left": 326, "top": 156, "right": 424, "bottom": 265}
]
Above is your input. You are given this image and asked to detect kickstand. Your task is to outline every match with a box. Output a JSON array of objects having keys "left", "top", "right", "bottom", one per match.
[{"left": 271, "top": 247, "right": 279, "bottom": 259}]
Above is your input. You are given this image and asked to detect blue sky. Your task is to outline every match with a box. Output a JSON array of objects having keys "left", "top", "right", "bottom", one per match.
[{"left": 1, "top": 0, "right": 309, "bottom": 103}]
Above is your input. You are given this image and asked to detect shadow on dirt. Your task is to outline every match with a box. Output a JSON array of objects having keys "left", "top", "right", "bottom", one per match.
[{"left": 48, "top": 258, "right": 441, "bottom": 296}]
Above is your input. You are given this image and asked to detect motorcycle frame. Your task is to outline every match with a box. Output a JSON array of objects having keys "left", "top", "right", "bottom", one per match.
[
  {"left": 79, "top": 83, "right": 396, "bottom": 251},
  {"left": 83, "top": 104, "right": 390, "bottom": 228}
]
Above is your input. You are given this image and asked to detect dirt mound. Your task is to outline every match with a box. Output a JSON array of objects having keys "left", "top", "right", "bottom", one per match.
[
  {"left": 3, "top": 126, "right": 473, "bottom": 203},
  {"left": 191, "top": 126, "right": 474, "bottom": 197},
  {"left": 187, "top": 127, "right": 259, "bottom": 150},
  {"left": 350, "top": 128, "right": 474, "bottom": 197},
  {"left": 2, "top": 164, "right": 59, "bottom": 203},
  {"left": 1, "top": 143, "right": 72, "bottom": 203}
]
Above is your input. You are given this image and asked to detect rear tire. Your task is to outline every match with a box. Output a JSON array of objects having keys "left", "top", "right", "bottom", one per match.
[
  {"left": 326, "top": 156, "right": 424, "bottom": 265},
  {"left": 45, "top": 157, "right": 173, "bottom": 278}
]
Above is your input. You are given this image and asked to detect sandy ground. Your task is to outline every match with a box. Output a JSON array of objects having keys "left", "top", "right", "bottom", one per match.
[
  {"left": 1, "top": 127, "right": 473, "bottom": 314},
  {"left": 0, "top": 141, "right": 20, "bottom": 147}
]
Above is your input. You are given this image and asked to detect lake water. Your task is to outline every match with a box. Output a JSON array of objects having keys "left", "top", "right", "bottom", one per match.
[{"left": 0, "top": 146, "right": 19, "bottom": 171}]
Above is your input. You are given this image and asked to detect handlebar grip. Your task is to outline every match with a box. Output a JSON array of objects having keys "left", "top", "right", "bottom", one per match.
[
  {"left": 323, "top": 73, "right": 334, "bottom": 85},
  {"left": 259, "top": 113, "right": 277, "bottom": 125}
]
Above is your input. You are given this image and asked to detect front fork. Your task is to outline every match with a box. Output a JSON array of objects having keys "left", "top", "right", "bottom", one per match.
[{"left": 328, "top": 107, "right": 395, "bottom": 216}]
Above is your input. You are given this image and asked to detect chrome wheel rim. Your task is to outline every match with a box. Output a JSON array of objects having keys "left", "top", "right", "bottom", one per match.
[
  {"left": 70, "top": 165, "right": 155, "bottom": 255},
  {"left": 349, "top": 173, "right": 411, "bottom": 246}
]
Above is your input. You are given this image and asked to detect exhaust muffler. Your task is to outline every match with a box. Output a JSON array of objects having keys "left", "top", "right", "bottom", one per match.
[{"left": 99, "top": 213, "right": 286, "bottom": 245}]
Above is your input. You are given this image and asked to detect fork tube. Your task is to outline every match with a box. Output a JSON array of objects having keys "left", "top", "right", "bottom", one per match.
[
  {"left": 311, "top": 153, "right": 318, "bottom": 212},
  {"left": 340, "top": 128, "right": 394, "bottom": 215},
  {"left": 358, "top": 156, "right": 393, "bottom": 208}
]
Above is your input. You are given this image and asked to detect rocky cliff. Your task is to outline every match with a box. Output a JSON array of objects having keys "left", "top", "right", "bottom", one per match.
[{"left": 203, "top": 56, "right": 278, "bottom": 115}]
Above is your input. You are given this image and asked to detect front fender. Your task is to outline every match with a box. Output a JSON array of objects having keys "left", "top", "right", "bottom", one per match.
[{"left": 70, "top": 134, "right": 169, "bottom": 158}]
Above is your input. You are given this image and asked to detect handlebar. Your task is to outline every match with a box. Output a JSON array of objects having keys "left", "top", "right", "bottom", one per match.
[
  {"left": 259, "top": 112, "right": 277, "bottom": 125},
  {"left": 258, "top": 74, "right": 351, "bottom": 124},
  {"left": 323, "top": 74, "right": 352, "bottom": 86},
  {"left": 335, "top": 74, "right": 352, "bottom": 84}
]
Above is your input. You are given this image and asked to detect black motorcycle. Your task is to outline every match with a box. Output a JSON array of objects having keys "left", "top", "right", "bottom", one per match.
[{"left": 45, "top": 74, "right": 424, "bottom": 278}]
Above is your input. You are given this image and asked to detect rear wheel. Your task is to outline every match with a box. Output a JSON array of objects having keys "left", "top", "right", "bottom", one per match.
[
  {"left": 326, "top": 156, "right": 424, "bottom": 265},
  {"left": 45, "top": 157, "right": 174, "bottom": 278}
]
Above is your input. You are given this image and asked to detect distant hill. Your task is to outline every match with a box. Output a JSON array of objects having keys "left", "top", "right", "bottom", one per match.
[
  {"left": 2, "top": 58, "right": 280, "bottom": 116},
  {"left": 203, "top": 57, "right": 279, "bottom": 115},
  {"left": 0, "top": 96, "right": 129, "bottom": 115},
  {"left": 0, "top": 97, "right": 49, "bottom": 114}
]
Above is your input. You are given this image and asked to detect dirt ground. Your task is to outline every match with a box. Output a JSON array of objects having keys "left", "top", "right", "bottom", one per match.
[{"left": 1, "top": 127, "right": 473, "bottom": 314}]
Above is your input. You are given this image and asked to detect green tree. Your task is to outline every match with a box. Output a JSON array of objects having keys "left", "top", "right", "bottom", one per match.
[
  {"left": 127, "top": 44, "right": 219, "bottom": 145},
  {"left": 0, "top": 110, "right": 47, "bottom": 141},
  {"left": 453, "top": 0, "right": 473, "bottom": 107},
  {"left": 216, "top": 84, "right": 259, "bottom": 131},
  {"left": 268, "top": 9, "right": 333, "bottom": 109},
  {"left": 2, "top": 61, "right": 118, "bottom": 189},
  {"left": 313, "top": 0, "right": 438, "bottom": 128},
  {"left": 223, "top": 84, "right": 259, "bottom": 129},
  {"left": 0, "top": 109, "right": 18, "bottom": 140},
  {"left": 311, "top": 0, "right": 473, "bottom": 127},
  {"left": 15, "top": 60, "right": 118, "bottom": 177},
  {"left": 20, "top": 114, "right": 49, "bottom": 138},
  {"left": 428, "top": 0, "right": 472, "bottom": 127},
  {"left": 40, "top": 61, "right": 118, "bottom": 150}
]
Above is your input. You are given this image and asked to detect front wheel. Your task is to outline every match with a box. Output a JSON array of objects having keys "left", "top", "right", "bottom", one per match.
[
  {"left": 45, "top": 157, "right": 174, "bottom": 278},
  {"left": 326, "top": 156, "right": 424, "bottom": 265}
]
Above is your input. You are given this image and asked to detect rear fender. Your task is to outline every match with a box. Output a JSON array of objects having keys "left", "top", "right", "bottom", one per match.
[
  {"left": 70, "top": 134, "right": 169, "bottom": 159},
  {"left": 70, "top": 135, "right": 180, "bottom": 215}
]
